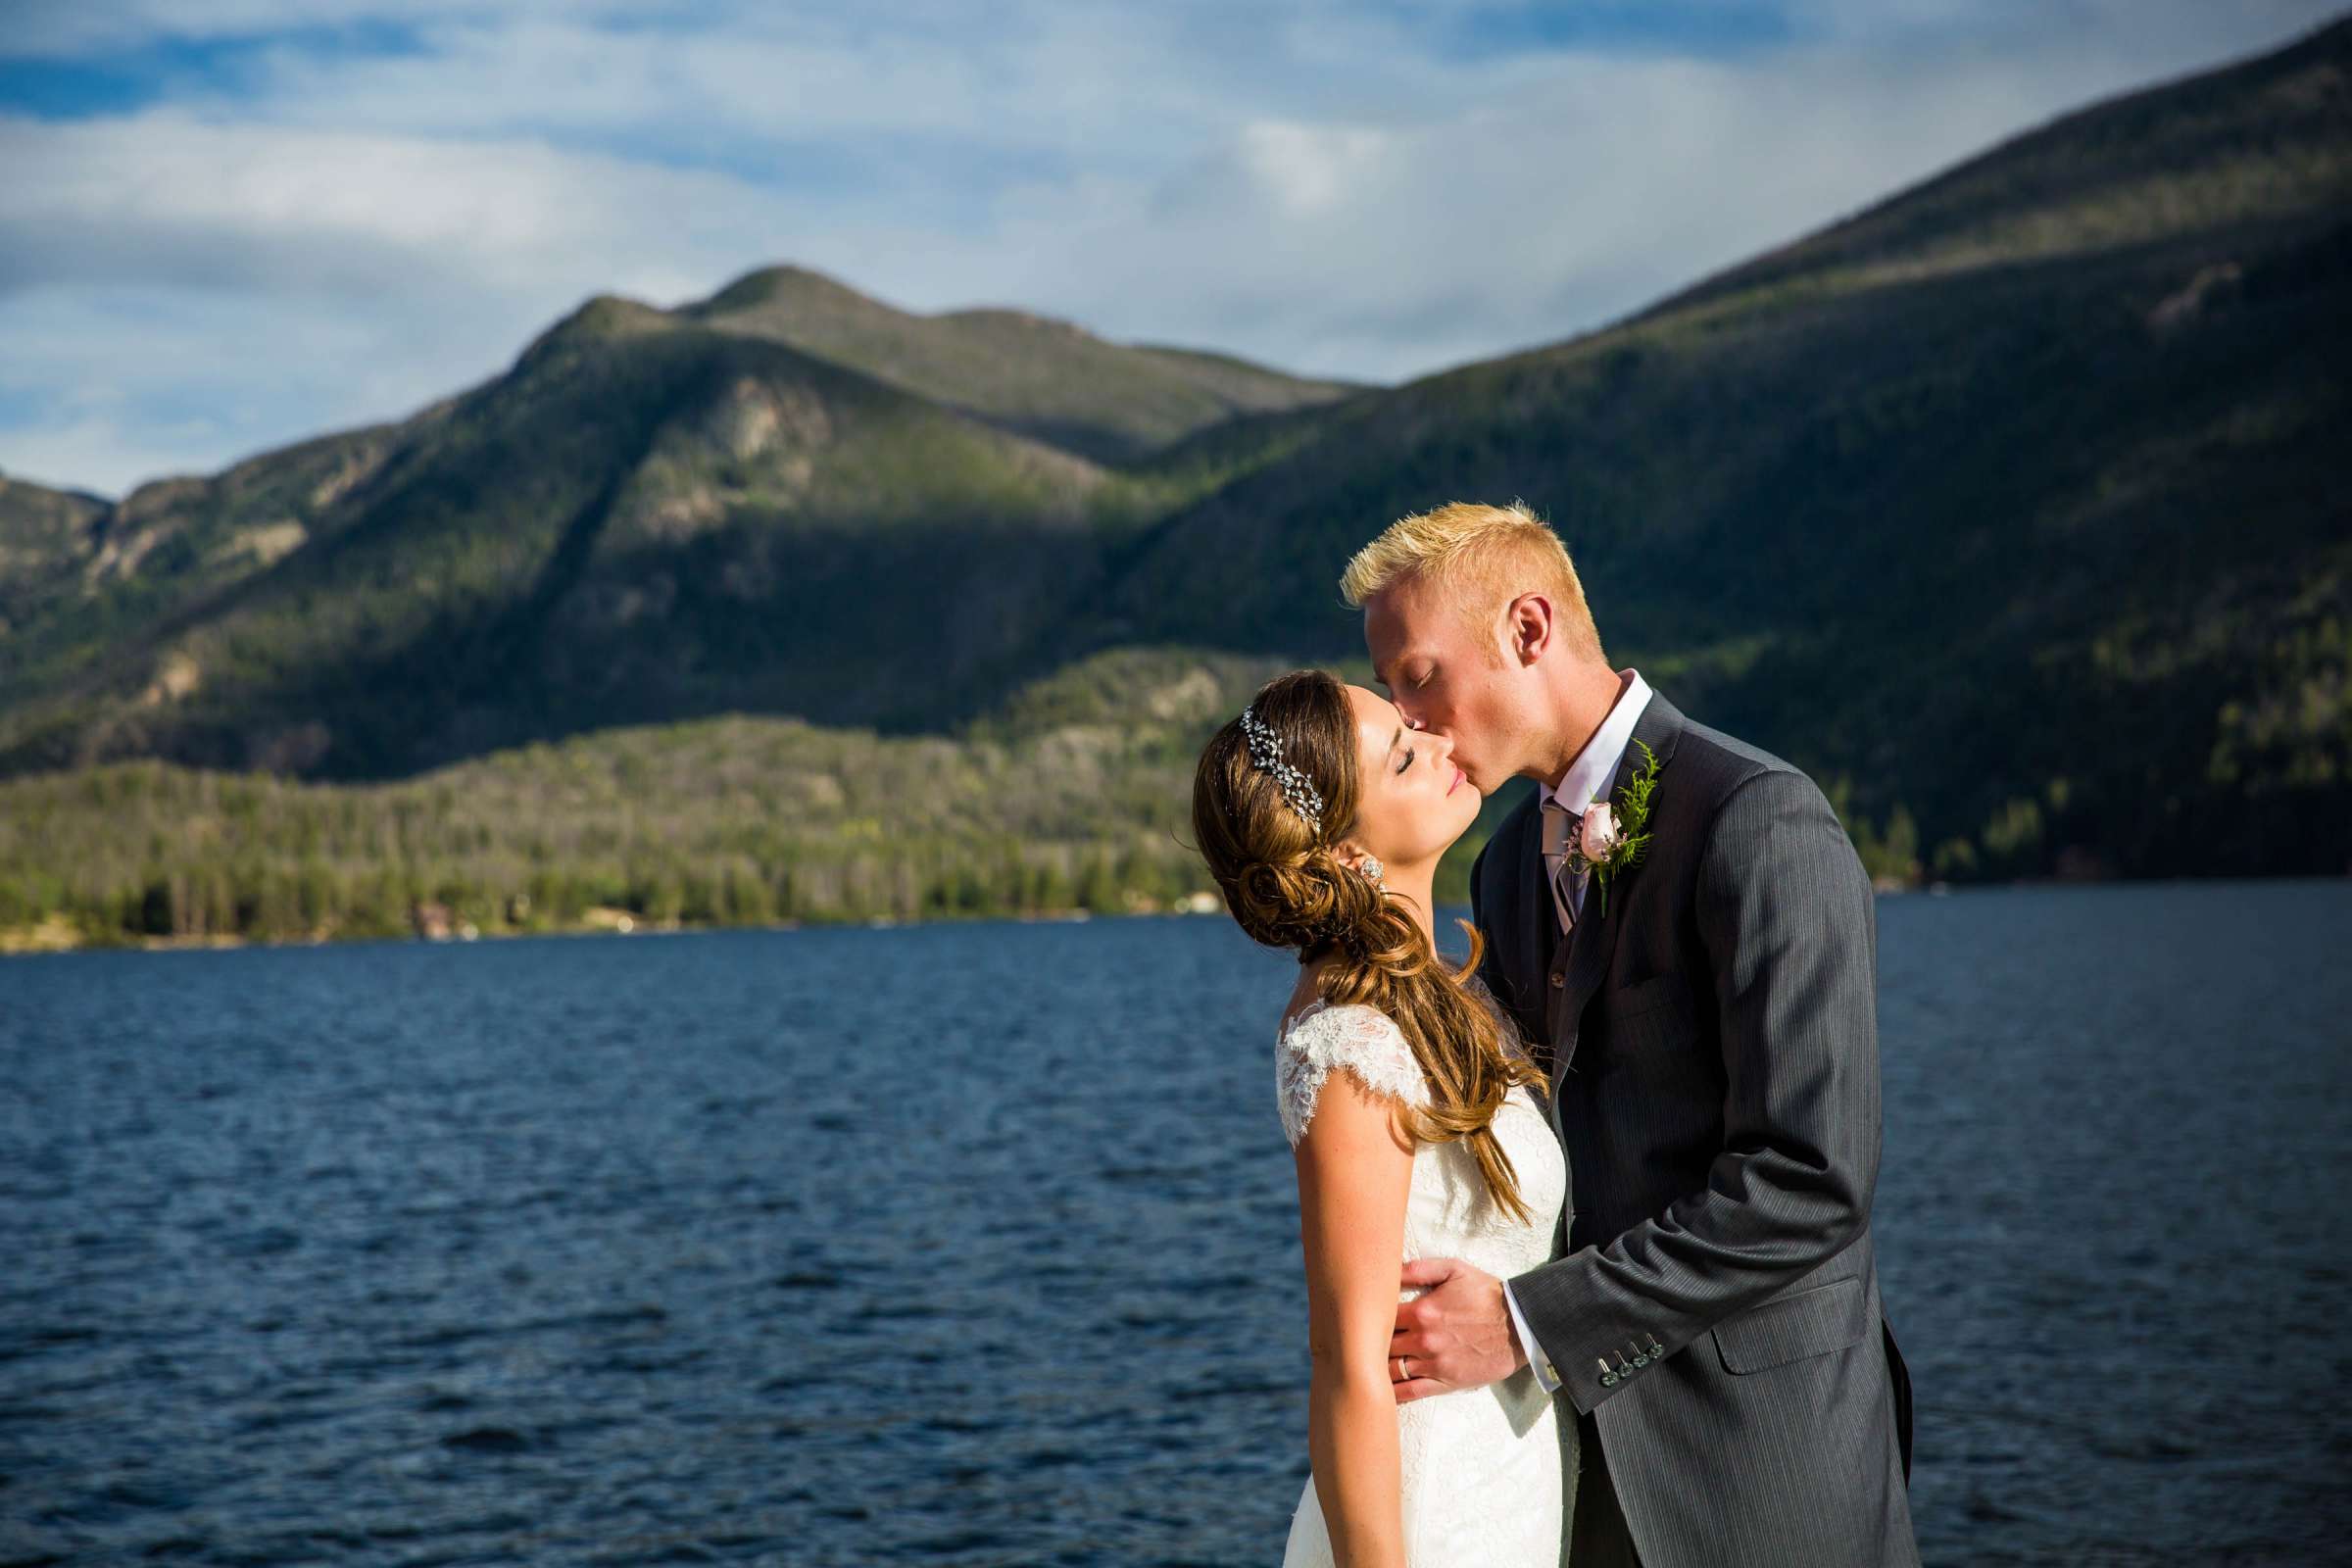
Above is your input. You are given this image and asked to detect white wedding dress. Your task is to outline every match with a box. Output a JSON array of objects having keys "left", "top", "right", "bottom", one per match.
[{"left": 1275, "top": 997, "right": 1573, "bottom": 1567}]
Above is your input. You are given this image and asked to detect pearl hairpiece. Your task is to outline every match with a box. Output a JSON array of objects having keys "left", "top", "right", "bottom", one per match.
[{"left": 1239, "top": 705, "right": 1325, "bottom": 835}]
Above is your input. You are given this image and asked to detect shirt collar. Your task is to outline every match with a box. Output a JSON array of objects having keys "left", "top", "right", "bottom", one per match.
[{"left": 1540, "top": 668, "right": 1652, "bottom": 814}]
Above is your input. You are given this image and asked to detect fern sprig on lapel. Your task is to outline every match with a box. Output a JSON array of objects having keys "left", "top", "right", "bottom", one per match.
[{"left": 1568, "top": 738, "right": 1663, "bottom": 919}]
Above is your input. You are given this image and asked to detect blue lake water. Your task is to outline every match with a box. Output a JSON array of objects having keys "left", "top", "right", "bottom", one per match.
[{"left": 3, "top": 880, "right": 2347, "bottom": 1566}]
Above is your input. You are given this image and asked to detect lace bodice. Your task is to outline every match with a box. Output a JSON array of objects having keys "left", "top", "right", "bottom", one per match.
[
  {"left": 1273, "top": 997, "right": 1566, "bottom": 1289},
  {"left": 1273, "top": 997, "right": 1573, "bottom": 1565}
]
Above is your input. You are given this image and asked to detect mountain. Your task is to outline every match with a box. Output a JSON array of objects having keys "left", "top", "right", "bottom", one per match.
[
  {"left": 1, "top": 17, "right": 2346, "bottom": 925},
  {"left": 0, "top": 272, "right": 1355, "bottom": 780},
  {"left": 0, "top": 470, "right": 111, "bottom": 638},
  {"left": 683, "top": 265, "right": 1364, "bottom": 462},
  {"left": 1076, "top": 16, "right": 2352, "bottom": 879},
  {"left": 0, "top": 310, "right": 1121, "bottom": 777}
]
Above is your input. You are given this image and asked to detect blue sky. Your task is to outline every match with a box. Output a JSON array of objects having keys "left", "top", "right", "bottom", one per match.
[{"left": 1, "top": 0, "right": 2340, "bottom": 495}]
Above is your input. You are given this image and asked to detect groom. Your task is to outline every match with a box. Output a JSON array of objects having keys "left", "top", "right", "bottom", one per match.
[{"left": 1348, "top": 503, "right": 1918, "bottom": 1567}]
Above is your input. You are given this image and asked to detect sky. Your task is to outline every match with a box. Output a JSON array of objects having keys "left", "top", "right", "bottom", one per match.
[{"left": 1, "top": 0, "right": 2341, "bottom": 497}]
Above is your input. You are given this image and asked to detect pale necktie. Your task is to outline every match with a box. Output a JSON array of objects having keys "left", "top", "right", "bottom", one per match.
[{"left": 1539, "top": 797, "right": 1582, "bottom": 936}]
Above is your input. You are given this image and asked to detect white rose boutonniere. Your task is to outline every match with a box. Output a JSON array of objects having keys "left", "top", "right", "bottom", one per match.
[{"left": 1567, "top": 738, "right": 1662, "bottom": 918}]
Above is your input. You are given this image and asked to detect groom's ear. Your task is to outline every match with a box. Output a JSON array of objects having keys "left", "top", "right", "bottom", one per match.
[{"left": 1503, "top": 592, "right": 1553, "bottom": 666}]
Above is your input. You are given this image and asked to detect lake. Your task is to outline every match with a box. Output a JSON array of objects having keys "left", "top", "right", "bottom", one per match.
[{"left": 3, "top": 880, "right": 2347, "bottom": 1565}]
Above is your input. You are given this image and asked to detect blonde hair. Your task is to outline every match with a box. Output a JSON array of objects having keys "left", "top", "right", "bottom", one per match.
[{"left": 1338, "top": 499, "right": 1605, "bottom": 664}]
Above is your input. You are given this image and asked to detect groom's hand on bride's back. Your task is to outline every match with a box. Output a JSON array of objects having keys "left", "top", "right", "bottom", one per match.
[{"left": 1390, "top": 1257, "right": 1524, "bottom": 1404}]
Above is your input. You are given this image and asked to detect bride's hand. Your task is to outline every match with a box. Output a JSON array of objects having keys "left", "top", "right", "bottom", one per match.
[{"left": 1389, "top": 1257, "right": 1525, "bottom": 1404}]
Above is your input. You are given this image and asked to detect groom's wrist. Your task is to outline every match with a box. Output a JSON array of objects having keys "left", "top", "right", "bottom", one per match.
[{"left": 1500, "top": 1277, "right": 1560, "bottom": 1391}]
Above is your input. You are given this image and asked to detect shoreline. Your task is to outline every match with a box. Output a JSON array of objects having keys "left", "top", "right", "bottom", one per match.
[
  {"left": 5, "top": 873, "right": 2345, "bottom": 958},
  {"left": 0, "top": 901, "right": 1199, "bottom": 957}
]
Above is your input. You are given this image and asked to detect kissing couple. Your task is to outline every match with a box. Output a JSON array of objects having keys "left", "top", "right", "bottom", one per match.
[{"left": 1191, "top": 502, "right": 1919, "bottom": 1567}]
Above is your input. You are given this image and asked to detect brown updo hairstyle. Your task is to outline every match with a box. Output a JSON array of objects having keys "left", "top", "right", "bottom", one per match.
[{"left": 1192, "top": 668, "right": 1545, "bottom": 1223}]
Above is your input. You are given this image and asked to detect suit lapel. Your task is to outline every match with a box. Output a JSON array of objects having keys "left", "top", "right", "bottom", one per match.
[{"left": 1545, "top": 691, "right": 1687, "bottom": 1079}]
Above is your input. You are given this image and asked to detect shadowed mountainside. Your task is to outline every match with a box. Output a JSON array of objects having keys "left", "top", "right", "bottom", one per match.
[{"left": 1074, "top": 17, "right": 2352, "bottom": 878}]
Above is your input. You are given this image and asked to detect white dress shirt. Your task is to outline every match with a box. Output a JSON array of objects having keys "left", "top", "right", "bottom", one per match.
[{"left": 1500, "top": 668, "right": 1651, "bottom": 1394}]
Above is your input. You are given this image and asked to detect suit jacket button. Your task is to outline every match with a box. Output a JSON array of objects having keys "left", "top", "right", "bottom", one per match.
[
  {"left": 1550, "top": 971, "right": 1565, "bottom": 988},
  {"left": 1599, "top": 1371, "right": 1618, "bottom": 1388}
]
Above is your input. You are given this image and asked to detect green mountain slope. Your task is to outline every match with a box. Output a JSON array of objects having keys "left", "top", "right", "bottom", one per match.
[
  {"left": 1081, "top": 17, "right": 2352, "bottom": 878},
  {"left": 0, "top": 471, "right": 110, "bottom": 638},
  {"left": 0, "top": 418, "right": 446, "bottom": 700},
  {"left": 0, "top": 268, "right": 1361, "bottom": 782},
  {"left": 0, "top": 646, "right": 1299, "bottom": 948},
  {"left": 682, "top": 265, "right": 1363, "bottom": 462},
  {"left": 0, "top": 303, "right": 1145, "bottom": 778}
]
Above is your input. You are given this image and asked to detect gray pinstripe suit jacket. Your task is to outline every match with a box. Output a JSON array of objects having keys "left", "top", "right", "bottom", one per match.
[{"left": 1470, "top": 689, "right": 1920, "bottom": 1568}]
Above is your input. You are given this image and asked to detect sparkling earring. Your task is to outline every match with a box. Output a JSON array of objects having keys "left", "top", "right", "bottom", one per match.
[{"left": 1357, "top": 856, "right": 1385, "bottom": 886}]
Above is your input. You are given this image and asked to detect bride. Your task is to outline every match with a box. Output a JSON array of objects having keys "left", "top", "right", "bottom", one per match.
[{"left": 1192, "top": 668, "right": 1573, "bottom": 1567}]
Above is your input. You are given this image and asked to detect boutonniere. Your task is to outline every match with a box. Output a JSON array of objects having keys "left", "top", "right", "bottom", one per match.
[{"left": 1568, "top": 738, "right": 1663, "bottom": 918}]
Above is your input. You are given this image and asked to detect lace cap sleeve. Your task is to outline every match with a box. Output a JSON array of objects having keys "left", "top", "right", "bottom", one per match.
[{"left": 1275, "top": 1002, "right": 1430, "bottom": 1149}]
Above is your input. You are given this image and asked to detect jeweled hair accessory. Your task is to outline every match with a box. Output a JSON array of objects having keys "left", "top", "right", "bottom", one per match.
[{"left": 1239, "top": 706, "right": 1325, "bottom": 835}]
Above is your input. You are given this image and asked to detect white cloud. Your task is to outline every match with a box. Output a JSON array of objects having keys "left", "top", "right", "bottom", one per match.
[
  {"left": 0, "top": 109, "right": 804, "bottom": 298},
  {"left": 0, "top": 109, "right": 944, "bottom": 492},
  {"left": 0, "top": 0, "right": 2341, "bottom": 493}
]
